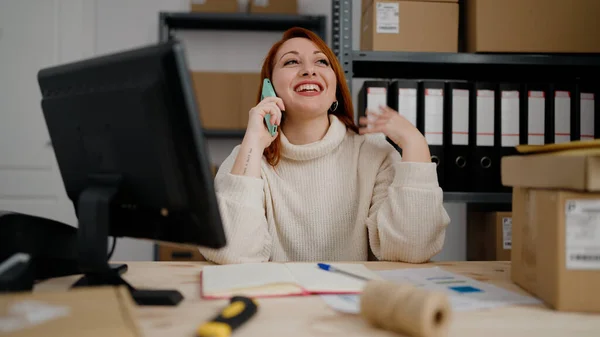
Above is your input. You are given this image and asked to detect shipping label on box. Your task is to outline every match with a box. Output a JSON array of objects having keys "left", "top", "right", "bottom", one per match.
[
  {"left": 564, "top": 199, "right": 600, "bottom": 270},
  {"left": 502, "top": 216, "right": 512, "bottom": 250},
  {"left": 375, "top": 2, "right": 399, "bottom": 34}
]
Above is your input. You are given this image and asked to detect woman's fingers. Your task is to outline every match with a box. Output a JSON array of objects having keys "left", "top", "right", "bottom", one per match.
[{"left": 261, "top": 96, "right": 285, "bottom": 111}]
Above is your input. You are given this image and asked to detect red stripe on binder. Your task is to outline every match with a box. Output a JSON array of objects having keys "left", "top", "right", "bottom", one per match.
[{"left": 529, "top": 91, "right": 545, "bottom": 98}]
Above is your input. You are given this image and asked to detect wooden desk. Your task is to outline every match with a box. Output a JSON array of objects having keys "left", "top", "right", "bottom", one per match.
[{"left": 34, "top": 261, "right": 600, "bottom": 337}]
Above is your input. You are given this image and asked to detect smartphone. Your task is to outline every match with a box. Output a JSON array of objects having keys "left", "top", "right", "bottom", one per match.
[{"left": 260, "top": 78, "right": 278, "bottom": 136}]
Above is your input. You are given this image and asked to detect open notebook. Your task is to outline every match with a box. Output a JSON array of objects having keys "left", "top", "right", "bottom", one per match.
[{"left": 200, "top": 263, "right": 383, "bottom": 299}]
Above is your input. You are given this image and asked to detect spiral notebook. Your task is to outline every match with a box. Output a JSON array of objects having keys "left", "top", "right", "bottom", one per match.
[{"left": 200, "top": 262, "right": 382, "bottom": 299}]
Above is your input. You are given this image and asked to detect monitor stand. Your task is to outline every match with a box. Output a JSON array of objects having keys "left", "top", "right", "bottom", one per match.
[{"left": 71, "top": 176, "right": 183, "bottom": 306}]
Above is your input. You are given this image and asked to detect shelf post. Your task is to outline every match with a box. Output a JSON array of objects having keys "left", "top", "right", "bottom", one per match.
[
  {"left": 158, "top": 12, "right": 170, "bottom": 42},
  {"left": 331, "top": 0, "right": 353, "bottom": 94}
]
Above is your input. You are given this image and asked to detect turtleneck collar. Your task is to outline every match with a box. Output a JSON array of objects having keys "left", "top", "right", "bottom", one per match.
[{"left": 279, "top": 114, "right": 347, "bottom": 161}]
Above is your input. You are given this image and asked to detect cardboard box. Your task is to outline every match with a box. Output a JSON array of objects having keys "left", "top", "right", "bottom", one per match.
[
  {"left": 361, "top": 0, "right": 458, "bottom": 52},
  {"left": 191, "top": 72, "right": 260, "bottom": 130},
  {"left": 467, "top": 211, "right": 512, "bottom": 261},
  {"left": 190, "top": 0, "right": 238, "bottom": 13},
  {"left": 465, "top": 0, "right": 600, "bottom": 53},
  {"left": 1, "top": 286, "right": 141, "bottom": 337},
  {"left": 250, "top": 0, "right": 297, "bottom": 14},
  {"left": 502, "top": 152, "right": 600, "bottom": 192},
  {"left": 511, "top": 188, "right": 600, "bottom": 312},
  {"left": 158, "top": 242, "right": 206, "bottom": 261}
]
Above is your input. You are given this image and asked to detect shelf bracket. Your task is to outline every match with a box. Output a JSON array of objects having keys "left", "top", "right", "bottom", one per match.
[{"left": 331, "top": 0, "right": 353, "bottom": 95}]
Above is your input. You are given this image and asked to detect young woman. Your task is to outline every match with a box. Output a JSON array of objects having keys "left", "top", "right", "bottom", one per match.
[{"left": 199, "top": 27, "right": 450, "bottom": 264}]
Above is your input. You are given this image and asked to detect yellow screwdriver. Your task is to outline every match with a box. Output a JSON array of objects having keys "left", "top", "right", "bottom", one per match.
[{"left": 197, "top": 296, "right": 259, "bottom": 337}]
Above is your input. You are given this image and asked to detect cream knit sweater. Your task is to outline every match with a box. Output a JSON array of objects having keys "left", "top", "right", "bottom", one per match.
[{"left": 199, "top": 115, "right": 450, "bottom": 264}]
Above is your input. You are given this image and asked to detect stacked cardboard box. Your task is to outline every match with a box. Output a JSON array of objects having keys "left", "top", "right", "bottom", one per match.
[
  {"left": 467, "top": 211, "right": 512, "bottom": 261},
  {"left": 465, "top": 0, "right": 600, "bottom": 53},
  {"left": 361, "top": 0, "right": 458, "bottom": 52},
  {"left": 502, "top": 142, "right": 600, "bottom": 312},
  {"left": 190, "top": 72, "right": 261, "bottom": 130},
  {"left": 190, "top": 0, "right": 297, "bottom": 14}
]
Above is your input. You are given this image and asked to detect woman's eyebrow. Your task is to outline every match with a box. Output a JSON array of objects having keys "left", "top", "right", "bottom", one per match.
[
  {"left": 278, "top": 50, "right": 298, "bottom": 62},
  {"left": 278, "top": 50, "right": 325, "bottom": 62}
]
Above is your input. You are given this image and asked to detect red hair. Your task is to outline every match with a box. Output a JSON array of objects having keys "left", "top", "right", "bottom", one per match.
[{"left": 258, "top": 27, "right": 358, "bottom": 167}]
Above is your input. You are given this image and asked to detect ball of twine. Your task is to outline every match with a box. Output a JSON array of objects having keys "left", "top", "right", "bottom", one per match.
[{"left": 359, "top": 280, "right": 452, "bottom": 337}]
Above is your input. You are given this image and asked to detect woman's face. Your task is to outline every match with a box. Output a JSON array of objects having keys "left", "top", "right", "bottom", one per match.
[{"left": 271, "top": 37, "right": 337, "bottom": 120}]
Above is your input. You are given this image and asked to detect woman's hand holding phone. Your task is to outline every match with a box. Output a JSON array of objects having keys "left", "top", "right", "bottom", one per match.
[{"left": 245, "top": 97, "right": 284, "bottom": 149}]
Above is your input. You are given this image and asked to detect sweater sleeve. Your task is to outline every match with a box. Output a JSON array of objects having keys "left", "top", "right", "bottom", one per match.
[
  {"left": 198, "top": 146, "right": 272, "bottom": 264},
  {"left": 365, "top": 150, "right": 450, "bottom": 263}
]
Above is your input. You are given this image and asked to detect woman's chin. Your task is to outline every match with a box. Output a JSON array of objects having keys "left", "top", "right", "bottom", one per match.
[{"left": 288, "top": 103, "right": 329, "bottom": 117}]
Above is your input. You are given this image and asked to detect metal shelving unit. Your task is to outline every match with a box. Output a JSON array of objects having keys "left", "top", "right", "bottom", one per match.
[
  {"left": 333, "top": 0, "right": 600, "bottom": 93},
  {"left": 158, "top": 11, "right": 327, "bottom": 138},
  {"left": 159, "top": 11, "right": 327, "bottom": 42},
  {"left": 330, "top": 0, "right": 600, "bottom": 205}
]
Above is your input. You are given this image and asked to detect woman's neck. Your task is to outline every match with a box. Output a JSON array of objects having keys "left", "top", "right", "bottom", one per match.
[{"left": 281, "top": 114, "right": 331, "bottom": 145}]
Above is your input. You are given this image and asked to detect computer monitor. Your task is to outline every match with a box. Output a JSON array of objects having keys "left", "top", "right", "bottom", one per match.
[{"left": 36, "top": 40, "right": 227, "bottom": 306}]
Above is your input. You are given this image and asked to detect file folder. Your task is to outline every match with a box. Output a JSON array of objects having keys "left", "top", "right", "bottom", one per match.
[
  {"left": 551, "top": 83, "right": 577, "bottom": 143},
  {"left": 388, "top": 80, "right": 420, "bottom": 154},
  {"left": 498, "top": 83, "right": 522, "bottom": 193},
  {"left": 357, "top": 80, "right": 392, "bottom": 147},
  {"left": 420, "top": 81, "right": 445, "bottom": 188},
  {"left": 443, "top": 81, "right": 471, "bottom": 192},
  {"left": 469, "top": 82, "right": 498, "bottom": 192},
  {"left": 524, "top": 83, "right": 551, "bottom": 145},
  {"left": 576, "top": 83, "right": 599, "bottom": 141}
]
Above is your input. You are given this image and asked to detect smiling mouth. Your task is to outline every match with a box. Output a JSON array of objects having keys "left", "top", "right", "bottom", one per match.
[{"left": 294, "top": 83, "right": 322, "bottom": 93}]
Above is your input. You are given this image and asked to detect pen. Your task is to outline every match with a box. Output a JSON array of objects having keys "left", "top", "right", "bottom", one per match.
[
  {"left": 317, "top": 263, "right": 371, "bottom": 281},
  {"left": 197, "top": 296, "right": 258, "bottom": 337}
]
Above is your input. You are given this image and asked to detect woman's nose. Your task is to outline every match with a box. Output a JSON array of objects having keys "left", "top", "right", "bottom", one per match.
[{"left": 300, "top": 65, "right": 316, "bottom": 77}]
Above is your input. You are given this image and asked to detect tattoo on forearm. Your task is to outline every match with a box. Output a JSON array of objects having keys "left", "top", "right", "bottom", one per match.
[{"left": 243, "top": 148, "right": 253, "bottom": 174}]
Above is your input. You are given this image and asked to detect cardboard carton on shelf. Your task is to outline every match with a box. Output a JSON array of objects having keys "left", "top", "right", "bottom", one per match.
[
  {"left": 190, "top": 0, "right": 239, "bottom": 13},
  {"left": 467, "top": 211, "right": 512, "bottom": 261},
  {"left": 190, "top": 71, "right": 260, "bottom": 131},
  {"left": 360, "top": 0, "right": 458, "bottom": 52},
  {"left": 249, "top": 0, "right": 298, "bottom": 15},
  {"left": 464, "top": 0, "right": 600, "bottom": 53}
]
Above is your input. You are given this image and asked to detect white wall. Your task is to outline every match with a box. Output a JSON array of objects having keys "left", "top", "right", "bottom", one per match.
[{"left": 0, "top": 0, "right": 466, "bottom": 262}]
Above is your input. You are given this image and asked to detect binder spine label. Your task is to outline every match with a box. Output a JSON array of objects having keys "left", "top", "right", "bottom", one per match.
[
  {"left": 554, "top": 90, "right": 571, "bottom": 143},
  {"left": 452, "top": 89, "right": 469, "bottom": 145},
  {"left": 398, "top": 88, "right": 417, "bottom": 127},
  {"left": 565, "top": 200, "right": 600, "bottom": 270},
  {"left": 425, "top": 89, "right": 444, "bottom": 146},
  {"left": 501, "top": 90, "right": 520, "bottom": 147},
  {"left": 528, "top": 91, "right": 545, "bottom": 145},
  {"left": 581, "top": 92, "right": 595, "bottom": 140},
  {"left": 376, "top": 2, "right": 399, "bottom": 34},
  {"left": 476, "top": 89, "right": 494, "bottom": 146},
  {"left": 367, "top": 87, "right": 387, "bottom": 116}
]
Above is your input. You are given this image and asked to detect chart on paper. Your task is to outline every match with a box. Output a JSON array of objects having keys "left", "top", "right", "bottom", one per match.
[{"left": 321, "top": 267, "right": 541, "bottom": 314}]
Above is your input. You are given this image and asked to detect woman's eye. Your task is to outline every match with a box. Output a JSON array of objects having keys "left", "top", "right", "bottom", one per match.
[
  {"left": 284, "top": 59, "right": 298, "bottom": 66},
  {"left": 317, "top": 59, "right": 329, "bottom": 66}
]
